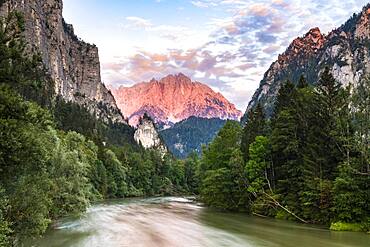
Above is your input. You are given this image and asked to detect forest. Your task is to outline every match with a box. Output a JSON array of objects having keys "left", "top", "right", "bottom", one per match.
[{"left": 198, "top": 71, "right": 370, "bottom": 232}]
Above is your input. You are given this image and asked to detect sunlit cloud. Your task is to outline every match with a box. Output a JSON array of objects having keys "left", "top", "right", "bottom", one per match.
[{"left": 64, "top": 0, "right": 369, "bottom": 110}]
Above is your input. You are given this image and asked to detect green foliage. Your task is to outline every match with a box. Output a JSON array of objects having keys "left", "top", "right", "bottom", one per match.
[
  {"left": 9, "top": 174, "right": 52, "bottom": 237},
  {"left": 272, "top": 80, "right": 296, "bottom": 119},
  {"left": 0, "top": 86, "right": 99, "bottom": 240},
  {"left": 198, "top": 68, "right": 369, "bottom": 231},
  {"left": 54, "top": 97, "right": 136, "bottom": 147},
  {"left": 297, "top": 75, "right": 308, "bottom": 89},
  {"left": 101, "top": 149, "right": 128, "bottom": 198},
  {"left": 0, "top": 11, "right": 53, "bottom": 106},
  {"left": 160, "top": 117, "right": 226, "bottom": 159},
  {"left": 0, "top": 187, "right": 11, "bottom": 247},
  {"left": 200, "top": 122, "right": 250, "bottom": 211},
  {"left": 183, "top": 152, "right": 200, "bottom": 194},
  {"left": 200, "top": 168, "right": 235, "bottom": 210},
  {"left": 48, "top": 131, "right": 97, "bottom": 218},
  {"left": 246, "top": 136, "right": 270, "bottom": 193},
  {"left": 241, "top": 104, "right": 266, "bottom": 161},
  {"left": 333, "top": 162, "right": 369, "bottom": 225},
  {"left": 201, "top": 121, "right": 242, "bottom": 171},
  {"left": 330, "top": 222, "right": 364, "bottom": 232}
]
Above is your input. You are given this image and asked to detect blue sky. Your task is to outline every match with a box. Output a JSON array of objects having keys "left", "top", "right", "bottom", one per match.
[{"left": 63, "top": 0, "right": 369, "bottom": 110}]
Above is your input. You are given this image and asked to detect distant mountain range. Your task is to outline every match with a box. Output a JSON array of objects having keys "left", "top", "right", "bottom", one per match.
[
  {"left": 160, "top": 117, "right": 227, "bottom": 159},
  {"left": 111, "top": 73, "right": 242, "bottom": 126},
  {"left": 243, "top": 4, "right": 370, "bottom": 121}
]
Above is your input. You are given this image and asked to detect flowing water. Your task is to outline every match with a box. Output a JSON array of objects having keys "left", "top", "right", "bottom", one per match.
[{"left": 24, "top": 197, "right": 369, "bottom": 247}]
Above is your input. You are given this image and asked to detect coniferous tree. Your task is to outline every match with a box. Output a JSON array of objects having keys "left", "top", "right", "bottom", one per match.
[
  {"left": 272, "top": 80, "right": 296, "bottom": 119},
  {"left": 241, "top": 103, "right": 266, "bottom": 161},
  {"left": 297, "top": 75, "right": 308, "bottom": 89},
  {"left": 301, "top": 68, "right": 346, "bottom": 223},
  {"left": 332, "top": 78, "right": 370, "bottom": 231},
  {"left": 271, "top": 108, "right": 305, "bottom": 217},
  {"left": 270, "top": 80, "right": 300, "bottom": 192},
  {"left": 200, "top": 121, "right": 250, "bottom": 210}
]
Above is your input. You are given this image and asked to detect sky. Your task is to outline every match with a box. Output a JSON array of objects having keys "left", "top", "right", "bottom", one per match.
[{"left": 63, "top": 0, "right": 368, "bottom": 111}]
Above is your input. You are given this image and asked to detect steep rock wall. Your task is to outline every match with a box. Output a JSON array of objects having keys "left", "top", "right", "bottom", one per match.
[{"left": 0, "top": 0, "right": 126, "bottom": 123}]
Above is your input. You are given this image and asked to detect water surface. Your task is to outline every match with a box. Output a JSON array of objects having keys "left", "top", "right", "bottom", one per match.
[{"left": 25, "top": 197, "right": 369, "bottom": 247}]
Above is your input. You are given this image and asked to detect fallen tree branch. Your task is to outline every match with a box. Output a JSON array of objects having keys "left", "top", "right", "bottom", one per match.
[
  {"left": 262, "top": 191, "right": 308, "bottom": 224},
  {"left": 253, "top": 212, "right": 268, "bottom": 218}
]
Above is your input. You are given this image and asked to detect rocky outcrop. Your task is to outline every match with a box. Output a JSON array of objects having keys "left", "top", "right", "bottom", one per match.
[
  {"left": 134, "top": 115, "right": 167, "bottom": 155},
  {"left": 0, "top": 0, "right": 126, "bottom": 123},
  {"left": 243, "top": 4, "right": 370, "bottom": 121},
  {"left": 112, "top": 73, "right": 242, "bottom": 126}
]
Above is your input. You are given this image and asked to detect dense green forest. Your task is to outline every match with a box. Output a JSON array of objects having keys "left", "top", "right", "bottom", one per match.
[
  {"left": 198, "top": 72, "right": 370, "bottom": 231},
  {"left": 0, "top": 12, "right": 198, "bottom": 245},
  {"left": 160, "top": 117, "right": 226, "bottom": 158}
]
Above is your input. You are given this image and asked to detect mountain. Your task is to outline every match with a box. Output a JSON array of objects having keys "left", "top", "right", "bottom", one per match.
[
  {"left": 111, "top": 73, "right": 242, "bottom": 126},
  {"left": 0, "top": 0, "right": 125, "bottom": 124},
  {"left": 160, "top": 117, "right": 227, "bottom": 159},
  {"left": 243, "top": 4, "right": 370, "bottom": 121}
]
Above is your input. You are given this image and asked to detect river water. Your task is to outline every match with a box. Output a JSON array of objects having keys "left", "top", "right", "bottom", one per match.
[{"left": 24, "top": 197, "right": 369, "bottom": 247}]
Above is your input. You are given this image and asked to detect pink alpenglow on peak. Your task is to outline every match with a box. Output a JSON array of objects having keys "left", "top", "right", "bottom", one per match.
[{"left": 111, "top": 73, "right": 242, "bottom": 126}]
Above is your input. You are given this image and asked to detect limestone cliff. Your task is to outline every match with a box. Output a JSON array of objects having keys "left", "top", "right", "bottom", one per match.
[
  {"left": 0, "top": 0, "right": 126, "bottom": 123},
  {"left": 243, "top": 4, "right": 370, "bottom": 121},
  {"left": 134, "top": 115, "right": 167, "bottom": 155}
]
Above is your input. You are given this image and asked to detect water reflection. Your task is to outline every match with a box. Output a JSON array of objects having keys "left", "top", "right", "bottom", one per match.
[{"left": 24, "top": 197, "right": 369, "bottom": 247}]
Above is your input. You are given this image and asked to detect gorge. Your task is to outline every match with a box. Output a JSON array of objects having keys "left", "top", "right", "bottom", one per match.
[{"left": 0, "top": 0, "right": 369, "bottom": 246}]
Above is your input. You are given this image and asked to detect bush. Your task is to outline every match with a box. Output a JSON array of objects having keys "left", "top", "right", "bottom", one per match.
[{"left": 330, "top": 222, "right": 364, "bottom": 232}]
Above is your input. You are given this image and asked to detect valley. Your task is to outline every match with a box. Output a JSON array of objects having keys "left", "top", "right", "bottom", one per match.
[{"left": 0, "top": 0, "right": 369, "bottom": 246}]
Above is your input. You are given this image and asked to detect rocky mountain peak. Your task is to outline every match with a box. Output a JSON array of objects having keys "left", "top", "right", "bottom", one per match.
[
  {"left": 159, "top": 73, "right": 193, "bottom": 86},
  {"left": 111, "top": 74, "right": 242, "bottom": 126},
  {"left": 278, "top": 27, "right": 326, "bottom": 65},
  {"left": 244, "top": 4, "right": 370, "bottom": 121},
  {"left": 354, "top": 5, "right": 370, "bottom": 39}
]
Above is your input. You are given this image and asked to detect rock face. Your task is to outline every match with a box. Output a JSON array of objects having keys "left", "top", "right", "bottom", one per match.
[
  {"left": 0, "top": 0, "right": 125, "bottom": 123},
  {"left": 134, "top": 115, "right": 167, "bottom": 154},
  {"left": 111, "top": 73, "right": 242, "bottom": 126},
  {"left": 243, "top": 4, "right": 370, "bottom": 121}
]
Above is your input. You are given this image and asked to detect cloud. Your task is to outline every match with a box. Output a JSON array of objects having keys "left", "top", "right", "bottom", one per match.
[
  {"left": 125, "top": 16, "right": 153, "bottom": 29},
  {"left": 256, "top": 32, "right": 277, "bottom": 43},
  {"left": 191, "top": 0, "right": 217, "bottom": 8},
  {"left": 123, "top": 17, "right": 194, "bottom": 41},
  {"left": 249, "top": 3, "right": 271, "bottom": 17},
  {"left": 104, "top": 0, "right": 369, "bottom": 110}
]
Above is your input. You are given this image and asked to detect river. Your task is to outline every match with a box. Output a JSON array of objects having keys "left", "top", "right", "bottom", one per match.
[{"left": 24, "top": 197, "right": 369, "bottom": 247}]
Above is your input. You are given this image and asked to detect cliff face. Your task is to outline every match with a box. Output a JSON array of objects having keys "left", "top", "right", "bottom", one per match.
[
  {"left": 112, "top": 73, "right": 242, "bottom": 126},
  {"left": 134, "top": 116, "right": 167, "bottom": 155},
  {"left": 244, "top": 5, "right": 370, "bottom": 121},
  {"left": 0, "top": 0, "right": 125, "bottom": 123}
]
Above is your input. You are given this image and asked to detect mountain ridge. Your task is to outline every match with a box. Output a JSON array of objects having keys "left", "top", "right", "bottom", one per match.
[
  {"left": 243, "top": 4, "right": 370, "bottom": 121},
  {"left": 112, "top": 73, "right": 242, "bottom": 126}
]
